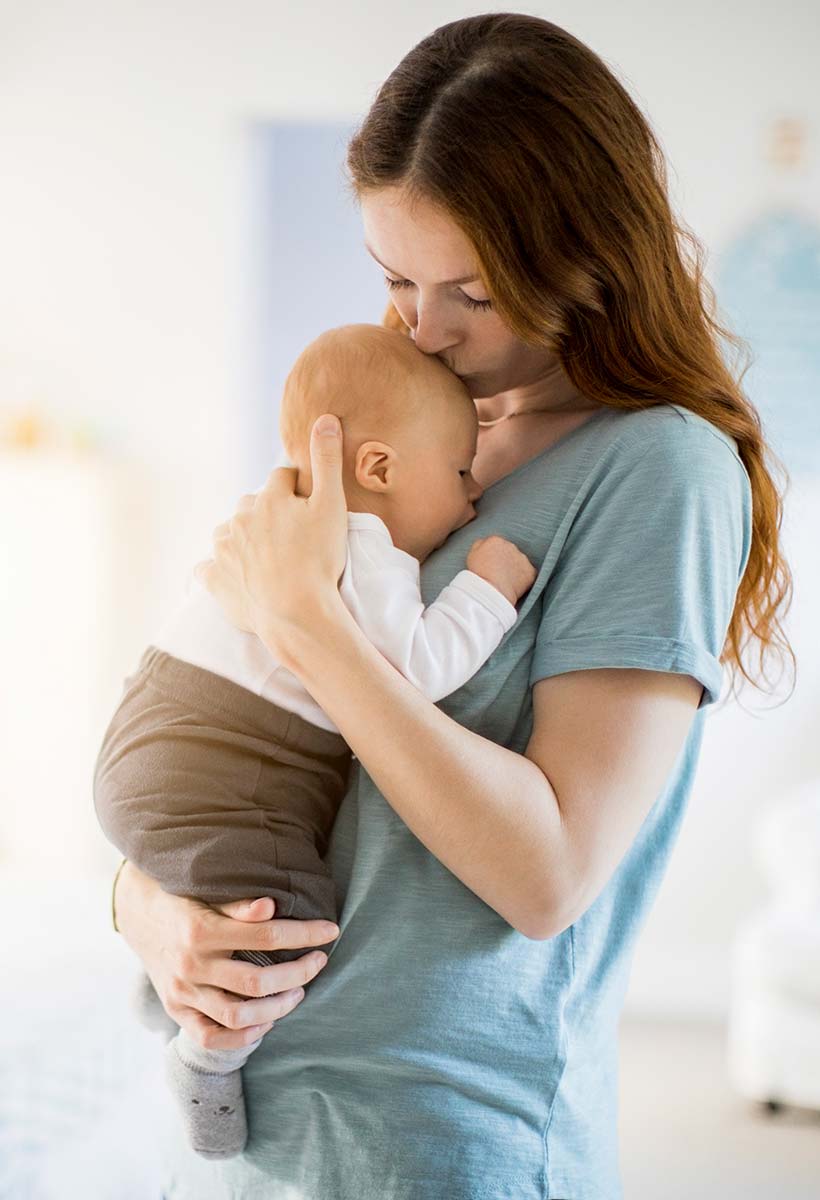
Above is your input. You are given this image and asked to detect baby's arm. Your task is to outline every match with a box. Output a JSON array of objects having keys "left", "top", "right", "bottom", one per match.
[
  {"left": 341, "top": 532, "right": 536, "bottom": 703},
  {"left": 464, "top": 536, "right": 539, "bottom": 608}
]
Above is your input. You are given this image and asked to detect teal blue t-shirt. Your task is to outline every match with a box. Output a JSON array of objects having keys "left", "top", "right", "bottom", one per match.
[{"left": 163, "top": 403, "right": 752, "bottom": 1199}]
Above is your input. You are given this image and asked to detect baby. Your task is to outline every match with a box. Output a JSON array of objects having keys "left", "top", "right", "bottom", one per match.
[{"left": 93, "top": 324, "right": 536, "bottom": 1160}]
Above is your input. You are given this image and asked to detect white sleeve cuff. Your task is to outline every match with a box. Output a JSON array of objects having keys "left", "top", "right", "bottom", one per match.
[{"left": 446, "top": 569, "right": 519, "bottom": 632}]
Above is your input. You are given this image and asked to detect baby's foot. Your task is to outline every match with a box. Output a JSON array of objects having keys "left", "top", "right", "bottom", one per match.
[
  {"left": 131, "top": 972, "right": 178, "bottom": 1042},
  {"left": 164, "top": 1038, "right": 248, "bottom": 1159}
]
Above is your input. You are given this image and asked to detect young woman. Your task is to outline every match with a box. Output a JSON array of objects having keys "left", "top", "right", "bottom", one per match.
[{"left": 114, "top": 15, "right": 792, "bottom": 1198}]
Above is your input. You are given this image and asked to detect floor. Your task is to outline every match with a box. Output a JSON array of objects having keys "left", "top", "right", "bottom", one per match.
[
  {"left": 3, "top": 876, "right": 819, "bottom": 1197},
  {"left": 618, "top": 1017, "right": 820, "bottom": 1199}
]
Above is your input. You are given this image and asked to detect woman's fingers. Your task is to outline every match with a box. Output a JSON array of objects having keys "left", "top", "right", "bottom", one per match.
[
  {"left": 203, "top": 948, "right": 332, "bottom": 1002},
  {"left": 184, "top": 979, "right": 307, "bottom": 1031},
  {"left": 174, "top": 963, "right": 329, "bottom": 1050},
  {"left": 194, "top": 513, "right": 257, "bottom": 631},
  {"left": 306, "top": 414, "right": 344, "bottom": 508},
  {"left": 193, "top": 559, "right": 212, "bottom": 585},
  {"left": 194, "top": 907, "right": 339, "bottom": 957},
  {"left": 181, "top": 1011, "right": 276, "bottom": 1052},
  {"left": 212, "top": 896, "right": 276, "bottom": 921},
  {"left": 264, "top": 465, "right": 300, "bottom": 496},
  {"left": 194, "top": 442, "right": 348, "bottom": 644}
]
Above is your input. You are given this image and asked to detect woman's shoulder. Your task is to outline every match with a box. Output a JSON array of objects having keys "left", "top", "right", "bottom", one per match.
[{"left": 592, "top": 401, "right": 748, "bottom": 481}]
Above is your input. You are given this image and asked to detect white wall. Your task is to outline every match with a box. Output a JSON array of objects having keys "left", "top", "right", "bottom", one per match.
[{"left": 2, "top": 0, "right": 818, "bottom": 1017}]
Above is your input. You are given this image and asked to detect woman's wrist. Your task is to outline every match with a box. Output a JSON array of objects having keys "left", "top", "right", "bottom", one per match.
[
  {"left": 262, "top": 593, "right": 357, "bottom": 677},
  {"left": 112, "top": 858, "right": 153, "bottom": 944},
  {"left": 111, "top": 856, "right": 129, "bottom": 933}
]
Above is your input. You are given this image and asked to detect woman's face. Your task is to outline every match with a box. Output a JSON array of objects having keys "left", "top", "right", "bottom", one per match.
[{"left": 360, "top": 186, "right": 555, "bottom": 401}]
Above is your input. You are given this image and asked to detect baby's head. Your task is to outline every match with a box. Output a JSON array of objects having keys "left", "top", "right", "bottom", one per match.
[{"left": 279, "top": 324, "right": 483, "bottom": 561}]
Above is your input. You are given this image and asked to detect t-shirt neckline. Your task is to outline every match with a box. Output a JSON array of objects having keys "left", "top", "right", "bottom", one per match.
[{"left": 482, "top": 406, "right": 612, "bottom": 493}]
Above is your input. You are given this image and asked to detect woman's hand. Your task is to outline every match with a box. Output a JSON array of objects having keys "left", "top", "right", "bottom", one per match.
[
  {"left": 196, "top": 414, "right": 349, "bottom": 658},
  {"left": 114, "top": 861, "right": 339, "bottom": 1050}
]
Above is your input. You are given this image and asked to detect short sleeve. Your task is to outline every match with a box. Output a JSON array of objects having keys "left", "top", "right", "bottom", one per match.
[{"left": 528, "top": 415, "right": 753, "bottom": 708}]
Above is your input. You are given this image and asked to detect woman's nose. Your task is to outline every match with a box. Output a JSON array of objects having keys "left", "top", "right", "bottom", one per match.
[
  {"left": 411, "top": 299, "right": 457, "bottom": 357},
  {"left": 467, "top": 476, "right": 484, "bottom": 504}
]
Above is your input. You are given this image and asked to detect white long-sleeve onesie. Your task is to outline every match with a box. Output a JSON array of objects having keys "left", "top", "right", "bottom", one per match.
[{"left": 152, "top": 510, "right": 518, "bottom": 734}]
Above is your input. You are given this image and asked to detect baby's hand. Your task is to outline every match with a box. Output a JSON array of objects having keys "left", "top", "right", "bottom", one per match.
[{"left": 466, "top": 536, "right": 537, "bottom": 607}]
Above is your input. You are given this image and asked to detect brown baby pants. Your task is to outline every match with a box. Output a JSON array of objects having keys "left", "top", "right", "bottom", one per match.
[{"left": 94, "top": 646, "right": 352, "bottom": 966}]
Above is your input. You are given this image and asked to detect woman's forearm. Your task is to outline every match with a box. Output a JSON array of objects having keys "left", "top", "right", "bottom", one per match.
[{"left": 272, "top": 599, "right": 568, "bottom": 940}]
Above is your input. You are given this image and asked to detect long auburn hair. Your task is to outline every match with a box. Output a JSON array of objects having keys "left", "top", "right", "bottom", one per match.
[{"left": 346, "top": 13, "right": 793, "bottom": 698}]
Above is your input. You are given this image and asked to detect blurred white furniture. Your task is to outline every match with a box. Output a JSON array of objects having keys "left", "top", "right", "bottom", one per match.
[
  {"left": 0, "top": 871, "right": 171, "bottom": 1200},
  {"left": 0, "top": 449, "right": 150, "bottom": 877},
  {"left": 728, "top": 783, "right": 820, "bottom": 1112}
]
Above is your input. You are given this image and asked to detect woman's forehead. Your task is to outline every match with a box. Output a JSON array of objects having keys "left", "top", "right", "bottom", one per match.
[{"left": 360, "top": 188, "right": 480, "bottom": 284}]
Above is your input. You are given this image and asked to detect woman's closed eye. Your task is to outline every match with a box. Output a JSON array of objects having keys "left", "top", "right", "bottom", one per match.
[{"left": 383, "top": 275, "right": 493, "bottom": 312}]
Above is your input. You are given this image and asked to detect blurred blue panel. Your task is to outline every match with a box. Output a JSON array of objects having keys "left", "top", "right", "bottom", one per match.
[
  {"left": 243, "top": 121, "right": 388, "bottom": 487},
  {"left": 718, "top": 207, "right": 820, "bottom": 480}
]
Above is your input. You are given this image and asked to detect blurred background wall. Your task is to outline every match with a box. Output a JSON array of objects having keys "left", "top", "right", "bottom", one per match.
[
  {"left": 3, "top": 2, "right": 820, "bottom": 1195},
  {"left": 1, "top": 0, "right": 818, "bottom": 1034}
]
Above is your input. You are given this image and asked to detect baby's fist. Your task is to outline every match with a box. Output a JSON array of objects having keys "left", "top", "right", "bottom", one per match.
[{"left": 466, "top": 536, "right": 537, "bottom": 606}]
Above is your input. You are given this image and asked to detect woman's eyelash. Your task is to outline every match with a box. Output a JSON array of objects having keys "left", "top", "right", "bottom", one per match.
[
  {"left": 462, "top": 295, "right": 493, "bottom": 312},
  {"left": 383, "top": 275, "right": 493, "bottom": 311}
]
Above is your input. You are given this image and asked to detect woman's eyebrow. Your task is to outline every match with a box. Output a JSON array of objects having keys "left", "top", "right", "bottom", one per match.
[{"left": 364, "top": 243, "right": 480, "bottom": 286}]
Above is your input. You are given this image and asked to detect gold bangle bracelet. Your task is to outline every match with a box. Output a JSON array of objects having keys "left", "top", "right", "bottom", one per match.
[{"left": 112, "top": 857, "right": 128, "bottom": 933}]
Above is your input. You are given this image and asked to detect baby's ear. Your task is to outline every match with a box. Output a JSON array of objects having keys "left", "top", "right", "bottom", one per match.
[{"left": 354, "top": 441, "right": 394, "bottom": 492}]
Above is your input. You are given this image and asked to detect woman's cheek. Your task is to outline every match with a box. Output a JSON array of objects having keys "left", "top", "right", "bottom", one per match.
[{"left": 390, "top": 292, "right": 416, "bottom": 329}]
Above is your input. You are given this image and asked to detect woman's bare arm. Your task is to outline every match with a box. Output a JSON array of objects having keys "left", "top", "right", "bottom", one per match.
[
  {"left": 114, "top": 862, "right": 339, "bottom": 1050},
  {"left": 275, "top": 603, "right": 700, "bottom": 938},
  {"left": 277, "top": 600, "right": 558, "bottom": 937},
  {"left": 198, "top": 418, "right": 701, "bottom": 939}
]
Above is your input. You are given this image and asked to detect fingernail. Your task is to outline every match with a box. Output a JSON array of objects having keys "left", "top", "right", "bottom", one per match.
[
  {"left": 322, "top": 923, "right": 339, "bottom": 936},
  {"left": 314, "top": 415, "right": 339, "bottom": 437}
]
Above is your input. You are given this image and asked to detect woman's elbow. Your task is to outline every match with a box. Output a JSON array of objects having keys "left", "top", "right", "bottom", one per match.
[
  {"left": 515, "top": 913, "right": 564, "bottom": 941},
  {"left": 509, "top": 880, "right": 580, "bottom": 941}
]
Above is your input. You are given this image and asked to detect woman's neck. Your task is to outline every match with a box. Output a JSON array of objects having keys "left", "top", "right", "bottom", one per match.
[
  {"left": 470, "top": 360, "right": 607, "bottom": 489},
  {"left": 474, "top": 359, "right": 599, "bottom": 423}
]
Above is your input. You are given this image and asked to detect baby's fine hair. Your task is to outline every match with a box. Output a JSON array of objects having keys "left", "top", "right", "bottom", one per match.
[{"left": 278, "top": 324, "right": 472, "bottom": 465}]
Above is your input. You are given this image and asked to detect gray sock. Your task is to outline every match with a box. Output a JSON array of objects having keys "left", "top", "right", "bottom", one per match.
[
  {"left": 164, "top": 1028, "right": 263, "bottom": 1160},
  {"left": 131, "top": 972, "right": 178, "bottom": 1042}
]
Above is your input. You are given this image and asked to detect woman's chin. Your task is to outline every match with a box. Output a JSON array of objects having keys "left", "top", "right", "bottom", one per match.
[{"left": 463, "top": 372, "right": 505, "bottom": 400}]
